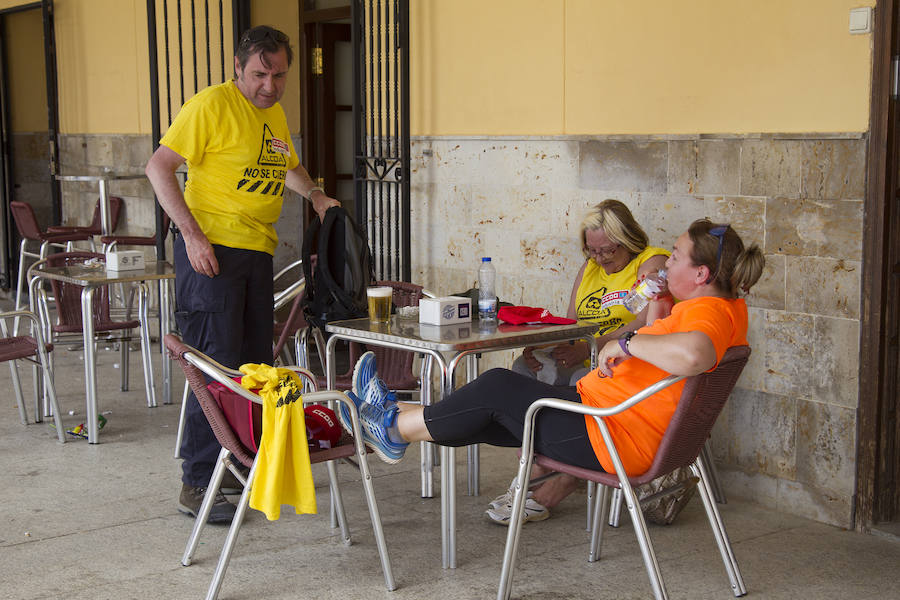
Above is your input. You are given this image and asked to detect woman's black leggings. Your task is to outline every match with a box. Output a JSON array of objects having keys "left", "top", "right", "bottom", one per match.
[{"left": 422, "top": 368, "right": 604, "bottom": 471}]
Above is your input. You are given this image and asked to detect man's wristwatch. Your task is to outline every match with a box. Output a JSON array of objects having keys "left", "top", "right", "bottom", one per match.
[
  {"left": 307, "top": 186, "right": 325, "bottom": 200},
  {"left": 618, "top": 331, "right": 637, "bottom": 357}
]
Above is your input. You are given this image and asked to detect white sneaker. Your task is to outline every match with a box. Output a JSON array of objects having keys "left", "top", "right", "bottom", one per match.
[
  {"left": 485, "top": 478, "right": 549, "bottom": 526},
  {"left": 488, "top": 478, "right": 520, "bottom": 510}
]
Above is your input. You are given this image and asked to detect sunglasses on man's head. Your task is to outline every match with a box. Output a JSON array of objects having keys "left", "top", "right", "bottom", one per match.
[{"left": 242, "top": 28, "right": 289, "bottom": 45}]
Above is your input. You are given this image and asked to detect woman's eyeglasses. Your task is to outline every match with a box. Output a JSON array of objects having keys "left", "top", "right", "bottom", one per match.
[
  {"left": 585, "top": 243, "right": 620, "bottom": 259},
  {"left": 706, "top": 224, "right": 729, "bottom": 283}
]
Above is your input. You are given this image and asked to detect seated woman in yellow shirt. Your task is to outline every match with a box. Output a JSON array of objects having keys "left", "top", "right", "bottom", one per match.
[{"left": 502, "top": 199, "right": 668, "bottom": 523}]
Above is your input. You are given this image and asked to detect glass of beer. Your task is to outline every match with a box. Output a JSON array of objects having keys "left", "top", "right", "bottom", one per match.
[{"left": 367, "top": 286, "right": 393, "bottom": 323}]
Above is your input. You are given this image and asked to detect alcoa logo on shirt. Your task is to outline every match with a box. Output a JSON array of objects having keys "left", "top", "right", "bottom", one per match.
[
  {"left": 259, "top": 124, "right": 288, "bottom": 166},
  {"left": 579, "top": 288, "right": 628, "bottom": 318},
  {"left": 236, "top": 124, "right": 290, "bottom": 195}
]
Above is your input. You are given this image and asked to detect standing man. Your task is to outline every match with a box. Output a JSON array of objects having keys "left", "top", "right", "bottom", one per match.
[{"left": 146, "top": 25, "right": 337, "bottom": 523}]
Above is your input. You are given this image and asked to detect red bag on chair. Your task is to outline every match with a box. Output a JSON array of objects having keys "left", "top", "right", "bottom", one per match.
[
  {"left": 207, "top": 381, "right": 342, "bottom": 453},
  {"left": 207, "top": 379, "right": 262, "bottom": 453}
]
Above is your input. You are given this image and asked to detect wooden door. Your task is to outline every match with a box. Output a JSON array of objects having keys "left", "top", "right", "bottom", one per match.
[{"left": 858, "top": 0, "right": 900, "bottom": 531}]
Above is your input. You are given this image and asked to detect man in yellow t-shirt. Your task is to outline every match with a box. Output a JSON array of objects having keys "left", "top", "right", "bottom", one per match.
[{"left": 146, "top": 25, "right": 338, "bottom": 524}]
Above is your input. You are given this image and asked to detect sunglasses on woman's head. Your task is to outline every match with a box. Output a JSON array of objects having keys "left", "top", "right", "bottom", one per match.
[{"left": 705, "top": 224, "right": 729, "bottom": 284}]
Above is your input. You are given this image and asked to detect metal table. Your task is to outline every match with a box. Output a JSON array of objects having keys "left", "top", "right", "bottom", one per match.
[
  {"left": 325, "top": 316, "right": 599, "bottom": 568},
  {"left": 55, "top": 173, "right": 146, "bottom": 235},
  {"left": 28, "top": 261, "right": 175, "bottom": 443}
]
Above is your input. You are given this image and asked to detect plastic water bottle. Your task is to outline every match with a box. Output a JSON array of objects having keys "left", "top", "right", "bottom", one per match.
[
  {"left": 478, "top": 257, "right": 498, "bottom": 322},
  {"left": 623, "top": 269, "right": 668, "bottom": 314}
]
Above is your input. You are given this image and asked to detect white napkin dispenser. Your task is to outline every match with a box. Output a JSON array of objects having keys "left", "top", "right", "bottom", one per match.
[
  {"left": 105, "top": 250, "right": 146, "bottom": 271},
  {"left": 419, "top": 296, "right": 472, "bottom": 325}
]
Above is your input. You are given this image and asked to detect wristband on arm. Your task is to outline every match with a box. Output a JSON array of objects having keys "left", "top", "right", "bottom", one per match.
[{"left": 618, "top": 331, "right": 637, "bottom": 356}]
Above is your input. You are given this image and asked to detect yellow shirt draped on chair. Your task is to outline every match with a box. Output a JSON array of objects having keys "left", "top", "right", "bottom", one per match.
[{"left": 240, "top": 363, "right": 316, "bottom": 520}]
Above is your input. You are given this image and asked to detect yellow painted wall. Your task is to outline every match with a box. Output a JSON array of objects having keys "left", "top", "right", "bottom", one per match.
[
  {"left": 251, "top": 0, "right": 301, "bottom": 133},
  {"left": 0, "top": 0, "right": 35, "bottom": 9},
  {"left": 411, "top": 0, "right": 876, "bottom": 135},
  {"left": 411, "top": 0, "right": 566, "bottom": 135},
  {"left": 5, "top": 8, "right": 48, "bottom": 133},
  {"left": 53, "top": 0, "right": 151, "bottom": 134},
  {"left": 0, "top": 0, "right": 876, "bottom": 136}
]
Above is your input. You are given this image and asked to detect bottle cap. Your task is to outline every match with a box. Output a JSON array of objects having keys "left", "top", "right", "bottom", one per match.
[{"left": 482, "top": 257, "right": 491, "bottom": 262}]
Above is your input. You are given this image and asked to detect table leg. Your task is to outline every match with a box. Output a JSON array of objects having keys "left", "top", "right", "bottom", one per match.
[
  {"left": 160, "top": 278, "right": 173, "bottom": 404},
  {"left": 98, "top": 178, "right": 111, "bottom": 236},
  {"left": 466, "top": 353, "right": 480, "bottom": 496},
  {"left": 420, "top": 354, "right": 434, "bottom": 498},
  {"left": 325, "top": 335, "right": 339, "bottom": 528},
  {"left": 81, "top": 287, "right": 100, "bottom": 443},
  {"left": 137, "top": 282, "right": 157, "bottom": 407},
  {"left": 441, "top": 361, "right": 457, "bottom": 569}
]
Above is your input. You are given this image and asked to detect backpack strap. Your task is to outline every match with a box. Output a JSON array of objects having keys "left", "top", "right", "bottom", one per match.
[
  {"left": 300, "top": 215, "right": 320, "bottom": 305},
  {"left": 342, "top": 217, "right": 370, "bottom": 301},
  {"left": 315, "top": 206, "right": 364, "bottom": 315}
]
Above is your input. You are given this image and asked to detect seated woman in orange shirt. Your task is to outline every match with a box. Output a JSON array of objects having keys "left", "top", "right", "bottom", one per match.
[{"left": 337, "top": 220, "right": 765, "bottom": 506}]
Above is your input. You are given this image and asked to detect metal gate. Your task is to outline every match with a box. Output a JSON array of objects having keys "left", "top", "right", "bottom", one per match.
[
  {"left": 144, "top": 0, "right": 249, "bottom": 258},
  {"left": 352, "top": 0, "right": 410, "bottom": 282}
]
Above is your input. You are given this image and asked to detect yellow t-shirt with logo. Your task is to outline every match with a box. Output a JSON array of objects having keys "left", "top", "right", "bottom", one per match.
[
  {"left": 160, "top": 80, "right": 300, "bottom": 255},
  {"left": 574, "top": 246, "right": 670, "bottom": 337}
]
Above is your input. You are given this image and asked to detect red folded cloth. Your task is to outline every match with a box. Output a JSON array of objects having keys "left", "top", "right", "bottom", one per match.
[{"left": 497, "top": 306, "right": 576, "bottom": 325}]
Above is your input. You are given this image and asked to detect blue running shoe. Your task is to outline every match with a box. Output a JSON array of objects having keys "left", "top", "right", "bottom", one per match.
[
  {"left": 353, "top": 350, "right": 397, "bottom": 407},
  {"left": 352, "top": 350, "right": 378, "bottom": 399},
  {"left": 349, "top": 350, "right": 408, "bottom": 463},
  {"left": 356, "top": 397, "right": 409, "bottom": 464},
  {"left": 336, "top": 390, "right": 365, "bottom": 436}
]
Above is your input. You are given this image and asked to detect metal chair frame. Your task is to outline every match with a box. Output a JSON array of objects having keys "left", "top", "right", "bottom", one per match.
[
  {"left": 0, "top": 310, "right": 66, "bottom": 443},
  {"left": 166, "top": 334, "right": 395, "bottom": 599},
  {"left": 10, "top": 200, "right": 92, "bottom": 334},
  {"left": 498, "top": 346, "right": 751, "bottom": 600}
]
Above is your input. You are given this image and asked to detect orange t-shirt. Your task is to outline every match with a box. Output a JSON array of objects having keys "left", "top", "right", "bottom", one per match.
[{"left": 576, "top": 296, "right": 748, "bottom": 475}]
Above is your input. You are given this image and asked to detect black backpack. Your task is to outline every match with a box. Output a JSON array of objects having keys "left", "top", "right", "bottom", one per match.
[{"left": 301, "top": 206, "right": 373, "bottom": 329}]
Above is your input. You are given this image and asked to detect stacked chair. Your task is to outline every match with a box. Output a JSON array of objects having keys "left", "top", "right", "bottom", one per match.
[
  {"left": 47, "top": 196, "right": 123, "bottom": 237},
  {"left": 10, "top": 200, "right": 91, "bottom": 325}
]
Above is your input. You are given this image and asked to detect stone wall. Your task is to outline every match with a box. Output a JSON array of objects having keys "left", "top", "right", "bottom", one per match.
[
  {"left": 410, "top": 135, "right": 865, "bottom": 527},
  {"left": 10, "top": 132, "right": 54, "bottom": 225}
]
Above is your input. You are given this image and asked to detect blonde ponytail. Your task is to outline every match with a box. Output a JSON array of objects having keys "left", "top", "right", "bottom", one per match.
[{"left": 731, "top": 244, "right": 765, "bottom": 295}]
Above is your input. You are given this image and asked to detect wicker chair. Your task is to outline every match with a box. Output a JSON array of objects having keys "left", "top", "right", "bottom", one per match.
[
  {"left": 0, "top": 310, "right": 65, "bottom": 443},
  {"left": 9, "top": 201, "right": 92, "bottom": 330},
  {"left": 165, "top": 334, "right": 396, "bottom": 599},
  {"left": 47, "top": 196, "right": 123, "bottom": 236}
]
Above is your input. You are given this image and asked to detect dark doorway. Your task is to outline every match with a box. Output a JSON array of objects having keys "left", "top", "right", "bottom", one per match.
[
  {"left": 300, "top": 5, "right": 354, "bottom": 224},
  {"left": 858, "top": 0, "right": 900, "bottom": 532},
  {"left": 0, "top": 0, "right": 59, "bottom": 291}
]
